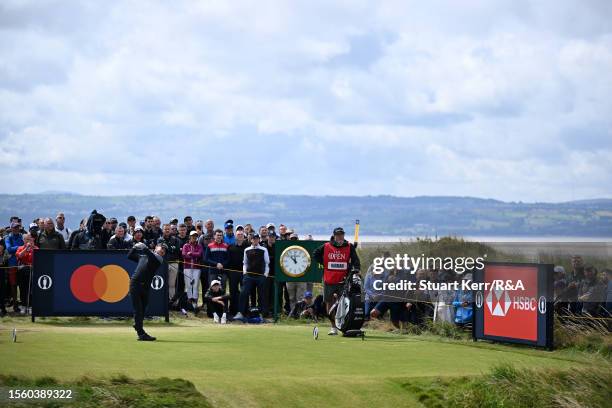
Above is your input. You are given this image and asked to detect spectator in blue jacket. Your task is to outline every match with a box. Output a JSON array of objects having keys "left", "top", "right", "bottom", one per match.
[
  {"left": 4, "top": 222, "right": 24, "bottom": 313},
  {"left": 452, "top": 273, "right": 473, "bottom": 326},
  {"left": 223, "top": 220, "right": 236, "bottom": 245}
]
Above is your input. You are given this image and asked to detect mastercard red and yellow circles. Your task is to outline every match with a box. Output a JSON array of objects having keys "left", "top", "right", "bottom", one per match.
[{"left": 70, "top": 264, "right": 130, "bottom": 303}]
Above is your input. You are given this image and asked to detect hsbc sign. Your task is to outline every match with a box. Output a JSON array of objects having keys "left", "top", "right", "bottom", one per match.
[
  {"left": 473, "top": 262, "right": 554, "bottom": 350},
  {"left": 486, "top": 289, "right": 511, "bottom": 316}
]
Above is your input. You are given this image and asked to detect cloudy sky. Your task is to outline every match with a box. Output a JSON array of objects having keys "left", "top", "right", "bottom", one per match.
[{"left": 0, "top": 0, "right": 611, "bottom": 202}]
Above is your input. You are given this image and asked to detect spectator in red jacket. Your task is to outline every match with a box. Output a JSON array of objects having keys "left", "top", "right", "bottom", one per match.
[{"left": 16, "top": 234, "right": 38, "bottom": 315}]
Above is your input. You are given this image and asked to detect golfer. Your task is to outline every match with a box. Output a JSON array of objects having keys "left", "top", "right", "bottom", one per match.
[
  {"left": 313, "top": 227, "right": 360, "bottom": 335},
  {"left": 128, "top": 242, "right": 166, "bottom": 341}
]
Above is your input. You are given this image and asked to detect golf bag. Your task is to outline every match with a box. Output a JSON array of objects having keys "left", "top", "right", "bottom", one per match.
[{"left": 334, "top": 270, "right": 365, "bottom": 337}]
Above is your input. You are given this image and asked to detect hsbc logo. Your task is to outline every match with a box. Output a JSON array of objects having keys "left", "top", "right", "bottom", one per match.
[
  {"left": 486, "top": 289, "right": 541, "bottom": 317},
  {"left": 486, "top": 289, "right": 511, "bottom": 316}
]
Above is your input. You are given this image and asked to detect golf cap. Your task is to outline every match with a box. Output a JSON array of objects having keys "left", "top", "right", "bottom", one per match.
[
  {"left": 29, "top": 223, "right": 38, "bottom": 230},
  {"left": 224, "top": 221, "right": 233, "bottom": 229},
  {"left": 210, "top": 279, "right": 221, "bottom": 288},
  {"left": 189, "top": 230, "right": 198, "bottom": 236},
  {"left": 266, "top": 223, "right": 275, "bottom": 229},
  {"left": 304, "top": 291, "right": 313, "bottom": 298},
  {"left": 134, "top": 225, "right": 144, "bottom": 232},
  {"left": 252, "top": 233, "right": 260, "bottom": 239},
  {"left": 289, "top": 233, "right": 298, "bottom": 239},
  {"left": 333, "top": 227, "right": 345, "bottom": 235},
  {"left": 236, "top": 224, "right": 244, "bottom": 231}
]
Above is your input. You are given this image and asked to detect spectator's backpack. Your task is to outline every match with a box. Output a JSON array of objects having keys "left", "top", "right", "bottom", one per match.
[{"left": 246, "top": 306, "right": 264, "bottom": 324}]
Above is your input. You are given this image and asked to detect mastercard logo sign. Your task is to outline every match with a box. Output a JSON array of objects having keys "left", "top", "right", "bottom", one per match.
[{"left": 70, "top": 264, "right": 130, "bottom": 303}]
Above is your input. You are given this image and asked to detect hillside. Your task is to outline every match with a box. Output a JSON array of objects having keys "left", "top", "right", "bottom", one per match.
[{"left": 1, "top": 193, "right": 611, "bottom": 237}]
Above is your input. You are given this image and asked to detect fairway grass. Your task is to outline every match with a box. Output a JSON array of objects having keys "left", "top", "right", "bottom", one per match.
[{"left": 0, "top": 319, "right": 601, "bottom": 407}]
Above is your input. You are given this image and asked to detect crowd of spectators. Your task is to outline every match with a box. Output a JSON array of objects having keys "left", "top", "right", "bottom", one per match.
[
  {"left": 1, "top": 212, "right": 610, "bottom": 329},
  {"left": 0, "top": 211, "right": 312, "bottom": 321}
]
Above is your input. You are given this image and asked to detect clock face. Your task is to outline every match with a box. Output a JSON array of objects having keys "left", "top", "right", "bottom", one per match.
[{"left": 280, "top": 245, "right": 311, "bottom": 278}]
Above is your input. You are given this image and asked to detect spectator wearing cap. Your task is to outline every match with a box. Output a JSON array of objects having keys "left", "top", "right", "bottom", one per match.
[
  {"left": 157, "top": 224, "right": 181, "bottom": 303},
  {"left": 132, "top": 226, "right": 146, "bottom": 246},
  {"left": 182, "top": 230, "right": 204, "bottom": 313},
  {"left": 204, "top": 229, "right": 230, "bottom": 308},
  {"left": 36, "top": 218, "right": 66, "bottom": 250},
  {"left": 184, "top": 216, "right": 195, "bottom": 234},
  {"left": 28, "top": 222, "right": 40, "bottom": 242},
  {"left": 107, "top": 225, "right": 132, "bottom": 250},
  {"left": 262, "top": 231, "right": 279, "bottom": 318},
  {"left": 266, "top": 223, "right": 277, "bottom": 239},
  {"left": 234, "top": 233, "right": 269, "bottom": 321},
  {"left": 289, "top": 291, "right": 316, "bottom": 319},
  {"left": 16, "top": 234, "right": 38, "bottom": 314},
  {"left": 223, "top": 219, "right": 236, "bottom": 245},
  {"left": 227, "top": 229, "right": 249, "bottom": 316},
  {"left": 4, "top": 222, "right": 24, "bottom": 313},
  {"left": 204, "top": 279, "right": 229, "bottom": 323},
  {"left": 55, "top": 212, "right": 71, "bottom": 244}
]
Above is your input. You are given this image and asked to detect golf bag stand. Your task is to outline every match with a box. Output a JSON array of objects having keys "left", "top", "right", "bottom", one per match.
[{"left": 334, "top": 269, "right": 365, "bottom": 339}]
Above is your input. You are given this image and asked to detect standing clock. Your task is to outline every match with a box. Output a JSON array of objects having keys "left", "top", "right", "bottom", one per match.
[{"left": 280, "top": 245, "right": 311, "bottom": 278}]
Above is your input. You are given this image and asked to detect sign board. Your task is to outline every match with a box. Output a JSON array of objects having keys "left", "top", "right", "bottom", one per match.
[
  {"left": 32, "top": 250, "right": 169, "bottom": 321},
  {"left": 473, "top": 262, "right": 554, "bottom": 349},
  {"left": 273, "top": 240, "right": 326, "bottom": 320},
  {"left": 274, "top": 240, "right": 326, "bottom": 282}
]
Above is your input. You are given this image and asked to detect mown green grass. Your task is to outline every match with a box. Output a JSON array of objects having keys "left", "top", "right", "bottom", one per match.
[{"left": 0, "top": 319, "right": 603, "bottom": 407}]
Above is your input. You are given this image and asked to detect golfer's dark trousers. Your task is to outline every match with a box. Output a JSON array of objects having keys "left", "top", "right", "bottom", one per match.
[
  {"left": 239, "top": 274, "right": 267, "bottom": 315},
  {"left": 130, "top": 280, "right": 149, "bottom": 335}
]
